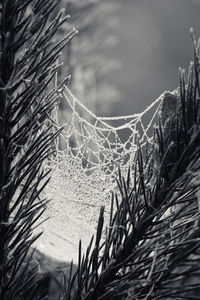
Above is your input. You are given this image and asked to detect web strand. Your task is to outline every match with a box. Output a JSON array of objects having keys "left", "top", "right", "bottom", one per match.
[{"left": 38, "top": 87, "right": 169, "bottom": 261}]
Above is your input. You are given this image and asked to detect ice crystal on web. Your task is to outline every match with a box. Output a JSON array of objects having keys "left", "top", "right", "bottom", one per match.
[{"left": 36, "top": 87, "right": 172, "bottom": 262}]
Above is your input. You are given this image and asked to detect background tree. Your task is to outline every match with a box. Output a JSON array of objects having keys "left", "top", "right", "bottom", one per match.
[
  {"left": 54, "top": 0, "right": 121, "bottom": 152},
  {"left": 60, "top": 0, "right": 120, "bottom": 111}
]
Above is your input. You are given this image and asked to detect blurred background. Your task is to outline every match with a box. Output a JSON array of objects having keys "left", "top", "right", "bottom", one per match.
[
  {"left": 107, "top": 0, "right": 200, "bottom": 116},
  {"left": 57, "top": 0, "right": 200, "bottom": 120}
]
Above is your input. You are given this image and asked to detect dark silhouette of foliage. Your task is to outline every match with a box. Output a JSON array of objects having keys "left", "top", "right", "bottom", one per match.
[
  {"left": 63, "top": 31, "right": 200, "bottom": 299},
  {"left": 0, "top": 1, "right": 76, "bottom": 299}
]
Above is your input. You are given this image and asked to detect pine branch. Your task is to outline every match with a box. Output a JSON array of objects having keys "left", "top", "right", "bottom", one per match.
[{"left": 0, "top": 1, "right": 76, "bottom": 299}]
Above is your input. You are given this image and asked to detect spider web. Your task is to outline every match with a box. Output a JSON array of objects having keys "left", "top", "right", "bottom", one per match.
[
  {"left": 36, "top": 86, "right": 168, "bottom": 262},
  {"left": 59, "top": 85, "right": 162, "bottom": 176}
]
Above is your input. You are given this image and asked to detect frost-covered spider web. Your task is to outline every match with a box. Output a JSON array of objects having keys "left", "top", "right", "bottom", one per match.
[
  {"left": 36, "top": 86, "right": 167, "bottom": 262},
  {"left": 59, "top": 85, "right": 162, "bottom": 177}
]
